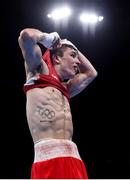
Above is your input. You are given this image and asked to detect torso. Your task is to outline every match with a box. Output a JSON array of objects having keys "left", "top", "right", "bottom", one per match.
[{"left": 26, "top": 86, "right": 73, "bottom": 144}]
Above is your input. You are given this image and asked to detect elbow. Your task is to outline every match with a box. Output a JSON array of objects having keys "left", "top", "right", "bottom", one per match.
[
  {"left": 93, "top": 70, "right": 98, "bottom": 78},
  {"left": 86, "top": 69, "right": 98, "bottom": 81},
  {"left": 92, "top": 70, "right": 98, "bottom": 80},
  {"left": 89, "top": 69, "right": 98, "bottom": 78},
  {"left": 18, "top": 28, "right": 33, "bottom": 44}
]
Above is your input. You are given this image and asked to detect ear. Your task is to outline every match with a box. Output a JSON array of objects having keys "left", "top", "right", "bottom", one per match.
[{"left": 52, "top": 55, "right": 62, "bottom": 65}]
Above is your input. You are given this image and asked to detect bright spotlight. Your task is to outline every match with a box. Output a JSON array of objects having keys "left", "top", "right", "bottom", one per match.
[
  {"left": 47, "top": 14, "right": 52, "bottom": 18},
  {"left": 79, "top": 13, "right": 104, "bottom": 24},
  {"left": 47, "top": 6, "right": 71, "bottom": 21},
  {"left": 79, "top": 13, "right": 98, "bottom": 24},
  {"left": 98, "top": 16, "right": 104, "bottom": 21}
]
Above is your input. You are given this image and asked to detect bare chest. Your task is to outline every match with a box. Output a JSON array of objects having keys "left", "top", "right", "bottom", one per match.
[{"left": 26, "top": 87, "right": 72, "bottom": 128}]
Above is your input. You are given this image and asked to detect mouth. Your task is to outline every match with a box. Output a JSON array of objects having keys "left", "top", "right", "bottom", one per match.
[{"left": 73, "top": 66, "right": 79, "bottom": 74}]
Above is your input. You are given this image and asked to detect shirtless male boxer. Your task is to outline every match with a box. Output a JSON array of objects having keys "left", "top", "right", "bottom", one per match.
[{"left": 18, "top": 28, "right": 97, "bottom": 179}]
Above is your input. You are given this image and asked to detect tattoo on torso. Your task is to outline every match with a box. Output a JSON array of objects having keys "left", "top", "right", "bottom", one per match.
[{"left": 36, "top": 106, "right": 55, "bottom": 122}]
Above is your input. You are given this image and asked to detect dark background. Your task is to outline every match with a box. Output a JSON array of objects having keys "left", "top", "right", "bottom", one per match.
[{"left": 1, "top": 0, "right": 130, "bottom": 178}]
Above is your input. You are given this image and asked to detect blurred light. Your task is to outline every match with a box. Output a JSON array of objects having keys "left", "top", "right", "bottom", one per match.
[
  {"left": 47, "top": 14, "right": 52, "bottom": 18},
  {"left": 47, "top": 6, "right": 71, "bottom": 21},
  {"left": 79, "top": 13, "right": 104, "bottom": 24},
  {"left": 98, "top": 16, "right": 104, "bottom": 21}
]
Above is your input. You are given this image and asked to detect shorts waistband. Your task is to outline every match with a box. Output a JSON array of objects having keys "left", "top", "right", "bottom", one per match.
[{"left": 34, "top": 139, "right": 81, "bottom": 162}]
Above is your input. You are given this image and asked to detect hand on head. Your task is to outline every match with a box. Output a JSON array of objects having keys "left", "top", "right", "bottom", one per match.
[
  {"left": 41, "top": 32, "right": 61, "bottom": 49},
  {"left": 42, "top": 32, "right": 78, "bottom": 52},
  {"left": 52, "top": 35, "right": 62, "bottom": 49}
]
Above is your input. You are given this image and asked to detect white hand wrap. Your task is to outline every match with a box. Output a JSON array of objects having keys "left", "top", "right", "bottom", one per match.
[{"left": 40, "top": 32, "right": 60, "bottom": 49}]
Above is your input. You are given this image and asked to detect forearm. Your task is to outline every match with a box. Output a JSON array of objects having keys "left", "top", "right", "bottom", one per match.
[
  {"left": 78, "top": 50, "right": 97, "bottom": 76},
  {"left": 19, "top": 28, "right": 60, "bottom": 49},
  {"left": 19, "top": 28, "right": 45, "bottom": 43},
  {"left": 18, "top": 28, "right": 60, "bottom": 72}
]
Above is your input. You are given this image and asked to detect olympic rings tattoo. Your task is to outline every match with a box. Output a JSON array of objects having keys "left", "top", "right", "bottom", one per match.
[{"left": 37, "top": 107, "right": 55, "bottom": 120}]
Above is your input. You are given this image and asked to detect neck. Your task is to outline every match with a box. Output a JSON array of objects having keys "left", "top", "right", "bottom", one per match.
[{"left": 54, "top": 64, "right": 64, "bottom": 81}]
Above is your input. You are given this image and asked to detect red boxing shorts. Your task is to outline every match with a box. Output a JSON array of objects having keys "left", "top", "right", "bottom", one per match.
[{"left": 31, "top": 139, "right": 88, "bottom": 179}]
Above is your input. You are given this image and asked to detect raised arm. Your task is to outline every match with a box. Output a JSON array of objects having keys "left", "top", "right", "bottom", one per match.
[
  {"left": 18, "top": 28, "right": 60, "bottom": 73},
  {"left": 67, "top": 50, "right": 98, "bottom": 97}
]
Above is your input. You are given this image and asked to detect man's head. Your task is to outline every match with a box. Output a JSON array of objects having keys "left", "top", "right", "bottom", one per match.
[{"left": 51, "top": 40, "right": 80, "bottom": 80}]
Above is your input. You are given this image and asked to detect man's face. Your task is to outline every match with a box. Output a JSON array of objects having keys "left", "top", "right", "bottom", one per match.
[{"left": 60, "top": 47, "right": 80, "bottom": 79}]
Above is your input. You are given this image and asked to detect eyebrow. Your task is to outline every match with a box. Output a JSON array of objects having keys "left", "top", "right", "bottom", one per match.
[{"left": 71, "top": 50, "right": 78, "bottom": 57}]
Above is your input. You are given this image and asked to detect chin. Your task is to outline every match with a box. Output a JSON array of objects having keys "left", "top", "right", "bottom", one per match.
[
  {"left": 64, "top": 70, "right": 75, "bottom": 80},
  {"left": 68, "top": 73, "right": 75, "bottom": 79}
]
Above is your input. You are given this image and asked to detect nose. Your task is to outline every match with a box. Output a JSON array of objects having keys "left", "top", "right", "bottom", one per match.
[{"left": 75, "top": 57, "right": 81, "bottom": 64}]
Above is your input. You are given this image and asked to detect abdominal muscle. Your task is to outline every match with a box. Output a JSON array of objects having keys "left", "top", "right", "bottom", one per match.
[{"left": 26, "top": 87, "right": 73, "bottom": 143}]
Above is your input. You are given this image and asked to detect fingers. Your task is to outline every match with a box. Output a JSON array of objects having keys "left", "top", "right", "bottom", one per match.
[{"left": 52, "top": 37, "right": 61, "bottom": 49}]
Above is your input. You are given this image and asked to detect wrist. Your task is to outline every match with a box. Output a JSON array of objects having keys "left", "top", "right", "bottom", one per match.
[{"left": 39, "top": 32, "right": 60, "bottom": 49}]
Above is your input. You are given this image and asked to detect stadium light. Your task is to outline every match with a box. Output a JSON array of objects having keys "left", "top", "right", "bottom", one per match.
[
  {"left": 79, "top": 13, "right": 104, "bottom": 24},
  {"left": 47, "top": 6, "right": 72, "bottom": 21},
  {"left": 98, "top": 16, "right": 104, "bottom": 21}
]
